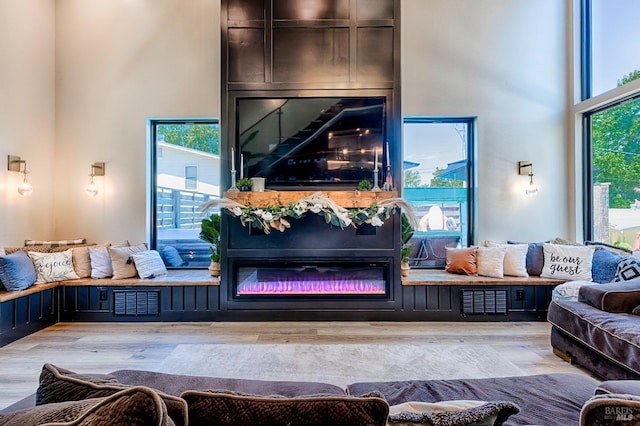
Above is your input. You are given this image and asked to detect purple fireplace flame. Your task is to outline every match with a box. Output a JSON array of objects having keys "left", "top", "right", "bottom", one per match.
[{"left": 236, "top": 266, "right": 387, "bottom": 295}]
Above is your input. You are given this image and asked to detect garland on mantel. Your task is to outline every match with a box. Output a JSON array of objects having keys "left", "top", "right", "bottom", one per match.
[{"left": 200, "top": 192, "right": 417, "bottom": 235}]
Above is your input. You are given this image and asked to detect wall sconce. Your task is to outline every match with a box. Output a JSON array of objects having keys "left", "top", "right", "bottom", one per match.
[
  {"left": 7, "top": 155, "right": 33, "bottom": 196},
  {"left": 86, "top": 162, "right": 105, "bottom": 197},
  {"left": 518, "top": 161, "right": 539, "bottom": 196}
]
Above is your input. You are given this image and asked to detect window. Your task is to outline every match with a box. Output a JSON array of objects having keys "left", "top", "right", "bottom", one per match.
[
  {"left": 185, "top": 166, "right": 197, "bottom": 190},
  {"left": 403, "top": 117, "right": 475, "bottom": 268},
  {"left": 581, "top": 1, "right": 640, "bottom": 249},
  {"left": 150, "top": 119, "right": 220, "bottom": 268},
  {"left": 583, "top": 0, "right": 640, "bottom": 99}
]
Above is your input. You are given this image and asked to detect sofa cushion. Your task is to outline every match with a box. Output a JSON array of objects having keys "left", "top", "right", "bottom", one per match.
[
  {"left": 36, "top": 363, "right": 187, "bottom": 426},
  {"left": 28, "top": 249, "right": 79, "bottom": 284},
  {"left": 0, "top": 250, "right": 37, "bottom": 291},
  {"left": 547, "top": 300, "right": 640, "bottom": 376},
  {"left": 541, "top": 244, "right": 595, "bottom": 281},
  {"left": 0, "top": 387, "right": 174, "bottom": 426},
  {"left": 181, "top": 389, "right": 389, "bottom": 426},
  {"left": 445, "top": 247, "right": 477, "bottom": 276},
  {"left": 347, "top": 373, "right": 599, "bottom": 426},
  {"left": 578, "top": 279, "right": 640, "bottom": 313}
]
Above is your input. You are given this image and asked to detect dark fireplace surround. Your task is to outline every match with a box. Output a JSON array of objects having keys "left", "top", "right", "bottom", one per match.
[{"left": 220, "top": 0, "right": 401, "bottom": 315}]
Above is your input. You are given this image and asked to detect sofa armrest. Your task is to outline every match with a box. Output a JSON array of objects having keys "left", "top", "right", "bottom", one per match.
[
  {"left": 580, "top": 394, "right": 640, "bottom": 425},
  {"left": 596, "top": 381, "right": 640, "bottom": 396},
  {"left": 578, "top": 279, "right": 640, "bottom": 313}
]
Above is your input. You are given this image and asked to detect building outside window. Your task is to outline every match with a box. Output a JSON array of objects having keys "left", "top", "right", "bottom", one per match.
[
  {"left": 403, "top": 117, "right": 475, "bottom": 268},
  {"left": 150, "top": 119, "right": 220, "bottom": 268},
  {"left": 581, "top": 0, "right": 640, "bottom": 249}
]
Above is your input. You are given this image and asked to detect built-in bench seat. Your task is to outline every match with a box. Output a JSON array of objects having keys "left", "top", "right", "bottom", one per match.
[{"left": 402, "top": 269, "right": 566, "bottom": 286}]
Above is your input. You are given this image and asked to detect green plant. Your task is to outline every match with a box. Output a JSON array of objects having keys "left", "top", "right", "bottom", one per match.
[
  {"left": 199, "top": 213, "right": 221, "bottom": 263},
  {"left": 236, "top": 178, "right": 253, "bottom": 190},
  {"left": 400, "top": 212, "right": 414, "bottom": 263},
  {"left": 357, "top": 180, "right": 372, "bottom": 191}
]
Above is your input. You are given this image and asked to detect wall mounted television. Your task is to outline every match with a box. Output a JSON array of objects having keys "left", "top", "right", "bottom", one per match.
[{"left": 237, "top": 96, "right": 387, "bottom": 189}]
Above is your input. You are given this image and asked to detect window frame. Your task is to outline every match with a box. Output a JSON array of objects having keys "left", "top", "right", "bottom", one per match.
[
  {"left": 402, "top": 116, "right": 476, "bottom": 247},
  {"left": 149, "top": 118, "right": 220, "bottom": 263}
]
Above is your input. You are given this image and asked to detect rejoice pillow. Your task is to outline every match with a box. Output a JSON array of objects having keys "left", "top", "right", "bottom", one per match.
[
  {"left": 540, "top": 244, "right": 595, "bottom": 281},
  {"left": 28, "top": 249, "right": 79, "bottom": 283}
]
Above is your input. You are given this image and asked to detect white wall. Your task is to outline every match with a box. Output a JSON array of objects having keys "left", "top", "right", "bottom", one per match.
[
  {"left": 0, "top": 0, "right": 573, "bottom": 246},
  {"left": 54, "top": 0, "right": 220, "bottom": 244},
  {"left": 402, "top": 0, "right": 571, "bottom": 243},
  {"left": 0, "top": 0, "right": 56, "bottom": 246}
]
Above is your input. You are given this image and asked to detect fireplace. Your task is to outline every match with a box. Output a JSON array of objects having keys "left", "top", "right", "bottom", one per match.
[{"left": 234, "top": 261, "right": 389, "bottom": 298}]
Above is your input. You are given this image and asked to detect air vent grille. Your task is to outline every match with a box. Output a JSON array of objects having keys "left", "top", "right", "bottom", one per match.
[
  {"left": 461, "top": 290, "right": 507, "bottom": 315},
  {"left": 114, "top": 291, "right": 159, "bottom": 316}
]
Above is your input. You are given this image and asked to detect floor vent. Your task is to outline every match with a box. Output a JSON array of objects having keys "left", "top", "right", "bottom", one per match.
[
  {"left": 114, "top": 291, "right": 159, "bottom": 316},
  {"left": 461, "top": 289, "right": 508, "bottom": 315}
]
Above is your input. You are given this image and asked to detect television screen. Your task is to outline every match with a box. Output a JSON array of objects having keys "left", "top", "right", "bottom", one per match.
[{"left": 238, "top": 96, "right": 386, "bottom": 188}]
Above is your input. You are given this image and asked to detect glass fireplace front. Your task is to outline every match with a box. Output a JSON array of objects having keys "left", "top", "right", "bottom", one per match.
[{"left": 234, "top": 261, "right": 389, "bottom": 297}]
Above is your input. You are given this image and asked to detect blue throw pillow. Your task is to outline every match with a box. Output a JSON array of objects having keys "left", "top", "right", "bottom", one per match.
[
  {"left": 0, "top": 250, "right": 37, "bottom": 291},
  {"left": 508, "top": 241, "right": 545, "bottom": 276},
  {"left": 591, "top": 248, "right": 622, "bottom": 283}
]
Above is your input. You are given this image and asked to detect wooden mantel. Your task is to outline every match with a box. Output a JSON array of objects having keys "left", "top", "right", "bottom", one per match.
[{"left": 224, "top": 190, "right": 399, "bottom": 208}]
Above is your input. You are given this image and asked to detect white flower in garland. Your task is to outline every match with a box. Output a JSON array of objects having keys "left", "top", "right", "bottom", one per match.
[
  {"left": 310, "top": 203, "right": 323, "bottom": 213},
  {"left": 370, "top": 216, "right": 384, "bottom": 227},
  {"left": 262, "top": 211, "right": 274, "bottom": 221}
]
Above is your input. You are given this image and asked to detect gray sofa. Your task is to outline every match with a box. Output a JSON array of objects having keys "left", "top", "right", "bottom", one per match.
[
  {"left": 3, "top": 363, "right": 640, "bottom": 425},
  {"left": 548, "top": 278, "right": 640, "bottom": 380}
]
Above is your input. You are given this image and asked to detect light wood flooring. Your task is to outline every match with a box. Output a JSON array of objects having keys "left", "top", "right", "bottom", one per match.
[{"left": 0, "top": 321, "right": 594, "bottom": 410}]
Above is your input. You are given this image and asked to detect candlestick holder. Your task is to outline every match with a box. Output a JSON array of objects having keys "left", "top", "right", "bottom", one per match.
[
  {"left": 228, "top": 170, "right": 239, "bottom": 192},
  {"left": 383, "top": 165, "right": 393, "bottom": 191},
  {"left": 372, "top": 168, "right": 381, "bottom": 191}
]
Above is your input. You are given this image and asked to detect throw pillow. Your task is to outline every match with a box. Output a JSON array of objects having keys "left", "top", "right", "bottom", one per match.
[
  {"left": 445, "top": 247, "right": 477, "bottom": 276},
  {"left": 388, "top": 400, "right": 520, "bottom": 425},
  {"left": 0, "top": 387, "right": 173, "bottom": 426},
  {"left": 540, "top": 244, "right": 595, "bottom": 281},
  {"left": 108, "top": 243, "right": 148, "bottom": 279},
  {"left": 633, "top": 305, "right": 640, "bottom": 316},
  {"left": 476, "top": 246, "right": 506, "bottom": 278},
  {"left": 613, "top": 257, "right": 640, "bottom": 282},
  {"left": 508, "top": 241, "right": 546, "bottom": 276},
  {"left": 591, "top": 247, "right": 622, "bottom": 283},
  {"left": 36, "top": 363, "right": 187, "bottom": 426},
  {"left": 72, "top": 243, "right": 110, "bottom": 279},
  {"left": 24, "top": 238, "right": 87, "bottom": 247},
  {"left": 88, "top": 246, "right": 113, "bottom": 279},
  {"left": 486, "top": 242, "right": 528, "bottom": 277},
  {"left": 131, "top": 250, "right": 168, "bottom": 279},
  {"left": 180, "top": 389, "right": 389, "bottom": 426},
  {"left": 28, "top": 249, "right": 79, "bottom": 284},
  {"left": 0, "top": 251, "right": 37, "bottom": 291},
  {"left": 0, "top": 247, "right": 5, "bottom": 256},
  {"left": 160, "top": 245, "right": 187, "bottom": 267}
]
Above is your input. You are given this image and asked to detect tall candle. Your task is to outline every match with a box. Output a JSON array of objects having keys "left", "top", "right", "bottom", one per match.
[
  {"left": 386, "top": 141, "right": 390, "bottom": 166},
  {"left": 374, "top": 148, "right": 378, "bottom": 171},
  {"left": 240, "top": 154, "right": 244, "bottom": 179},
  {"left": 231, "top": 147, "right": 236, "bottom": 172}
]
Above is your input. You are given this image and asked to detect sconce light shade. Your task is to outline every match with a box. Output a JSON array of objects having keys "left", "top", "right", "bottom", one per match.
[
  {"left": 8, "top": 155, "right": 33, "bottom": 196},
  {"left": 518, "top": 161, "right": 539, "bottom": 197},
  {"left": 86, "top": 162, "right": 105, "bottom": 197}
]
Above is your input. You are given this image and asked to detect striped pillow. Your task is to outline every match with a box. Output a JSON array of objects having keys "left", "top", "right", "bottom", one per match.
[
  {"left": 25, "top": 238, "right": 86, "bottom": 247},
  {"left": 131, "top": 250, "right": 167, "bottom": 279}
]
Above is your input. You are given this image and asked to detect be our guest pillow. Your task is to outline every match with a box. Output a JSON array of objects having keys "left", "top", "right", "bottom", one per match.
[{"left": 541, "top": 243, "right": 595, "bottom": 281}]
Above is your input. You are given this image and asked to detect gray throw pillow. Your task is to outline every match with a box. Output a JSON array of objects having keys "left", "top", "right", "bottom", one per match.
[{"left": 508, "top": 241, "right": 545, "bottom": 276}]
